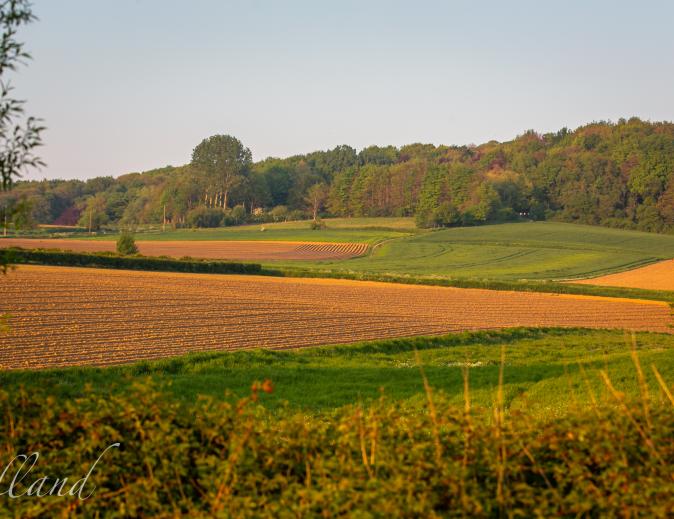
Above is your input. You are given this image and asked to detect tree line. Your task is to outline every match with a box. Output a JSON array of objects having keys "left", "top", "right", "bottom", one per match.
[{"left": 2, "top": 117, "right": 674, "bottom": 233}]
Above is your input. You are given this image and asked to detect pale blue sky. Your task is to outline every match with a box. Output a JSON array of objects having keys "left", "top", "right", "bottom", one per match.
[{"left": 13, "top": 0, "right": 674, "bottom": 180}]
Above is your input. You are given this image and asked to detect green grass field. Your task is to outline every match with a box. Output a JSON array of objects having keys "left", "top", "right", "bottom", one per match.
[
  {"left": 268, "top": 221, "right": 674, "bottom": 281},
  {"left": 76, "top": 217, "right": 416, "bottom": 244},
  {"left": 5, "top": 328, "right": 674, "bottom": 418}
]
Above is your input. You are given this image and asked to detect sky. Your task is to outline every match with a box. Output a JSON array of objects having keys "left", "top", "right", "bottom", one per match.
[{"left": 12, "top": 0, "right": 674, "bottom": 181}]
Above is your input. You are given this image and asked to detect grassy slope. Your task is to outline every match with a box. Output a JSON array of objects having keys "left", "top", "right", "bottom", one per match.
[
  {"left": 267, "top": 221, "right": 674, "bottom": 280},
  {"left": 73, "top": 217, "right": 416, "bottom": 244},
  {"left": 4, "top": 328, "right": 674, "bottom": 418}
]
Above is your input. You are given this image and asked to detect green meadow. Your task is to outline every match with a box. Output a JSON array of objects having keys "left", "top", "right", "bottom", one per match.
[
  {"left": 270, "top": 220, "right": 674, "bottom": 280},
  {"left": 75, "top": 217, "right": 416, "bottom": 244},
  {"left": 5, "top": 328, "right": 674, "bottom": 418}
]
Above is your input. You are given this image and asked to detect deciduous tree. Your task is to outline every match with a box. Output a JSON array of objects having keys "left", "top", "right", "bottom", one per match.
[
  {"left": 305, "top": 182, "right": 328, "bottom": 221},
  {"left": 191, "top": 135, "right": 252, "bottom": 210}
]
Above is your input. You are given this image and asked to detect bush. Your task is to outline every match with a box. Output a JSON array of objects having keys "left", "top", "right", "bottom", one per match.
[
  {"left": 414, "top": 208, "right": 435, "bottom": 228},
  {"left": 415, "top": 203, "right": 461, "bottom": 228},
  {"left": 287, "top": 209, "right": 307, "bottom": 221},
  {"left": 116, "top": 231, "right": 138, "bottom": 255},
  {"left": 310, "top": 219, "right": 326, "bottom": 230},
  {"left": 433, "top": 202, "right": 461, "bottom": 227},
  {"left": 2, "top": 380, "right": 674, "bottom": 516},
  {"left": 186, "top": 206, "right": 224, "bottom": 228},
  {"left": 269, "top": 205, "right": 288, "bottom": 222},
  {"left": 229, "top": 204, "right": 247, "bottom": 224}
]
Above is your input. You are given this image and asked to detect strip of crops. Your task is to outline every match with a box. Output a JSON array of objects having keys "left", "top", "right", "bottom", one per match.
[
  {"left": 1, "top": 265, "right": 671, "bottom": 370},
  {"left": 574, "top": 258, "right": 674, "bottom": 291},
  {"left": 0, "top": 239, "right": 369, "bottom": 260}
]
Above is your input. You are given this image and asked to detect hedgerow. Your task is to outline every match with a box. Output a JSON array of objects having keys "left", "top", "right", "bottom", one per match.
[
  {"left": 5, "top": 247, "right": 261, "bottom": 274},
  {"left": 1, "top": 375, "right": 674, "bottom": 517}
]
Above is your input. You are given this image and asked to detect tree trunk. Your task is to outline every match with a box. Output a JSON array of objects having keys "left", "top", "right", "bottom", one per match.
[{"left": 223, "top": 190, "right": 228, "bottom": 210}]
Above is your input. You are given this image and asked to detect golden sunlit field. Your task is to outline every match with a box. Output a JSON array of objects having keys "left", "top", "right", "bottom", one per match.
[
  {"left": 575, "top": 258, "right": 674, "bottom": 291},
  {"left": 0, "top": 238, "right": 369, "bottom": 260},
  {"left": 1, "top": 264, "right": 671, "bottom": 370}
]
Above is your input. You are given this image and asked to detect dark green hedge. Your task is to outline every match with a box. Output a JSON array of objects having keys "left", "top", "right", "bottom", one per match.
[
  {"left": 4, "top": 247, "right": 262, "bottom": 275},
  {"left": 266, "top": 266, "right": 674, "bottom": 304}
]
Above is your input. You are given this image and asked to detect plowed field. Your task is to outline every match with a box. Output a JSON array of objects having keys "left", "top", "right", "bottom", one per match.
[
  {"left": 0, "top": 238, "right": 368, "bottom": 260},
  {"left": 573, "top": 259, "right": 674, "bottom": 291},
  {"left": 1, "top": 265, "right": 671, "bottom": 370}
]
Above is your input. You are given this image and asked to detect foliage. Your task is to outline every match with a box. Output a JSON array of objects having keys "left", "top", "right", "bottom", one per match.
[
  {"left": 229, "top": 204, "right": 246, "bottom": 224},
  {"left": 0, "top": 192, "right": 33, "bottom": 230},
  {"left": 0, "top": 0, "right": 44, "bottom": 190},
  {"left": 116, "top": 231, "right": 138, "bottom": 255},
  {"left": 5, "top": 247, "right": 262, "bottom": 274},
  {"left": 6, "top": 119, "right": 674, "bottom": 235},
  {"left": 186, "top": 205, "right": 224, "bottom": 228},
  {"left": 268, "top": 204, "right": 288, "bottom": 222},
  {"left": 191, "top": 134, "right": 252, "bottom": 210},
  {"left": 309, "top": 218, "right": 325, "bottom": 230},
  {"left": 304, "top": 182, "right": 328, "bottom": 220},
  {"left": 77, "top": 192, "right": 109, "bottom": 231},
  {"left": 2, "top": 363, "right": 674, "bottom": 516},
  {"left": 0, "top": 0, "right": 43, "bottom": 271}
]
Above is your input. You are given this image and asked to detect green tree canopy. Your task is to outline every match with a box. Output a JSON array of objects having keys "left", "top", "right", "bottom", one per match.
[
  {"left": 0, "top": 0, "right": 44, "bottom": 190},
  {"left": 191, "top": 135, "right": 252, "bottom": 209}
]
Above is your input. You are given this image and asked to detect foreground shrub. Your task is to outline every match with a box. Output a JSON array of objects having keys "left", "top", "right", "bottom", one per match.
[{"left": 1, "top": 378, "right": 674, "bottom": 517}]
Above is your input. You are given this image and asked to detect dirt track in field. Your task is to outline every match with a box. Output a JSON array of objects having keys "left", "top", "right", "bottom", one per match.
[
  {"left": 573, "top": 259, "right": 674, "bottom": 291},
  {"left": 0, "top": 238, "right": 368, "bottom": 260},
  {"left": 1, "top": 265, "right": 671, "bottom": 370}
]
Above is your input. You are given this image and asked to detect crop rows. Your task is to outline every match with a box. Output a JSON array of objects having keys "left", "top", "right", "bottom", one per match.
[
  {"left": 0, "top": 238, "right": 368, "bottom": 261},
  {"left": 0, "top": 265, "right": 672, "bottom": 370},
  {"left": 294, "top": 242, "right": 368, "bottom": 256}
]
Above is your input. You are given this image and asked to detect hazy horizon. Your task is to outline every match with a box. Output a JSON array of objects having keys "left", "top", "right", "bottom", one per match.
[{"left": 13, "top": 0, "right": 674, "bottom": 181}]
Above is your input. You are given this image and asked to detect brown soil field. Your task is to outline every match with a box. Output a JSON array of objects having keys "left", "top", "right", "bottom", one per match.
[
  {"left": 573, "top": 259, "right": 674, "bottom": 291},
  {"left": 1, "top": 265, "right": 671, "bottom": 370},
  {"left": 0, "top": 238, "right": 368, "bottom": 260}
]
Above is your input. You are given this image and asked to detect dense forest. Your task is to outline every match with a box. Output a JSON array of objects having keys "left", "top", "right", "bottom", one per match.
[{"left": 2, "top": 117, "right": 673, "bottom": 233}]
